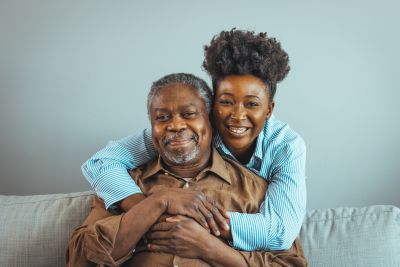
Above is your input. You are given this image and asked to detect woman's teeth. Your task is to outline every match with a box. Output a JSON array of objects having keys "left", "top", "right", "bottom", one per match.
[{"left": 228, "top": 127, "right": 247, "bottom": 133}]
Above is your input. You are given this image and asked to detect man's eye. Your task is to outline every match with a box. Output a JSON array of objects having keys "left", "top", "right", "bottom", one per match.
[
  {"left": 183, "top": 112, "right": 196, "bottom": 117},
  {"left": 156, "top": 115, "right": 169, "bottom": 120}
]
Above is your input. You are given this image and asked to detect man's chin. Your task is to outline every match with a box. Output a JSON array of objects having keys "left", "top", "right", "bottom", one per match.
[{"left": 162, "top": 146, "right": 200, "bottom": 166}]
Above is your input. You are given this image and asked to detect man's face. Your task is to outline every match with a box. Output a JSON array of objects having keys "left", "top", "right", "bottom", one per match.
[{"left": 150, "top": 83, "right": 212, "bottom": 166}]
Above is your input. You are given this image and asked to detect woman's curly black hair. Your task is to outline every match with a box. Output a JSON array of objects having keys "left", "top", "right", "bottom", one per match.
[{"left": 202, "top": 28, "right": 290, "bottom": 102}]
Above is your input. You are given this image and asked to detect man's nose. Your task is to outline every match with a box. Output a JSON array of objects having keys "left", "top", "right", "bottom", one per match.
[
  {"left": 230, "top": 104, "right": 247, "bottom": 121},
  {"left": 167, "top": 115, "right": 187, "bottom": 131}
]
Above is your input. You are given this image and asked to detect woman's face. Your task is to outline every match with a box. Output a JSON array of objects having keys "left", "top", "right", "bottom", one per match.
[{"left": 213, "top": 74, "right": 274, "bottom": 158}]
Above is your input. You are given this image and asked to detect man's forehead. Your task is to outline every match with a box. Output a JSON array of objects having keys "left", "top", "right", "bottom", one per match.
[{"left": 151, "top": 84, "right": 205, "bottom": 111}]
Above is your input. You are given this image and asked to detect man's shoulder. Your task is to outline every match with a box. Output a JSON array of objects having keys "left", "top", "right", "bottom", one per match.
[{"left": 127, "top": 158, "right": 160, "bottom": 181}]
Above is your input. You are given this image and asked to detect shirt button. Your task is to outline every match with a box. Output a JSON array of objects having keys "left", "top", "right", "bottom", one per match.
[
  {"left": 94, "top": 187, "right": 99, "bottom": 192},
  {"left": 185, "top": 183, "right": 189, "bottom": 187},
  {"left": 165, "top": 172, "right": 169, "bottom": 175}
]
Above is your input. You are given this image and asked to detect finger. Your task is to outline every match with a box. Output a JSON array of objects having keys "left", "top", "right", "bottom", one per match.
[
  {"left": 147, "top": 243, "right": 172, "bottom": 254},
  {"left": 144, "top": 230, "right": 173, "bottom": 240},
  {"left": 205, "top": 197, "right": 230, "bottom": 231},
  {"left": 189, "top": 205, "right": 209, "bottom": 232},
  {"left": 146, "top": 237, "right": 172, "bottom": 245},
  {"left": 206, "top": 196, "right": 230, "bottom": 219},
  {"left": 165, "top": 214, "right": 189, "bottom": 223},
  {"left": 148, "top": 222, "right": 174, "bottom": 233},
  {"left": 166, "top": 217, "right": 180, "bottom": 222},
  {"left": 198, "top": 205, "right": 220, "bottom": 236}
]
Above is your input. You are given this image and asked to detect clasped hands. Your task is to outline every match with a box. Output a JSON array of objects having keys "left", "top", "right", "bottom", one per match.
[{"left": 144, "top": 188, "right": 232, "bottom": 260}]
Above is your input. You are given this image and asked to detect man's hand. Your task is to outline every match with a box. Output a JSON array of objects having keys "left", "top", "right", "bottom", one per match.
[
  {"left": 155, "top": 188, "right": 230, "bottom": 236},
  {"left": 144, "top": 215, "right": 211, "bottom": 259},
  {"left": 144, "top": 215, "right": 248, "bottom": 267}
]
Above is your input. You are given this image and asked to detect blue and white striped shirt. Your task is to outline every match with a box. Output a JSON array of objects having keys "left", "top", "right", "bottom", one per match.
[{"left": 82, "top": 115, "right": 306, "bottom": 251}]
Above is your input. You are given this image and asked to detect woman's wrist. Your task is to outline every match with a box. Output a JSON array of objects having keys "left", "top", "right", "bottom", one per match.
[{"left": 201, "top": 235, "right": 247, "bottom": 267}]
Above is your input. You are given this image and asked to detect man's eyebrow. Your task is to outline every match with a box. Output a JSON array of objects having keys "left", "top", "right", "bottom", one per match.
[
  {"left": 154, "top": 107, "right": 170, "bottom": 113},
  {"left": 181, "top": 104, "right": 197, "bottom": 109}
]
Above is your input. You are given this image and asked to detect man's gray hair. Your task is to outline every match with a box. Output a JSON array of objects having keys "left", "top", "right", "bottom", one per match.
[{"left": 147, "top": 73, "right": 213, "bottom": 119}]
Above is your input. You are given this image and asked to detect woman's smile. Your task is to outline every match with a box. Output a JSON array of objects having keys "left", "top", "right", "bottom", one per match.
[{"left": 226, "top": 125, "right": 251, "bottom": 135}]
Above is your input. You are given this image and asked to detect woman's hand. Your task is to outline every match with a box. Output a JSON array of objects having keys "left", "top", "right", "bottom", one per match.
[
  {"left": 155, "top": 188, "right": 230, "bottom": 236},
  {"left": 144, "top": 215, "right": 212, "bottom": 259}
]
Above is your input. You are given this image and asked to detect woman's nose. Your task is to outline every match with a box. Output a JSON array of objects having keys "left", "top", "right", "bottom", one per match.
[{"left": 230, "top": 104, "right": 247, "bottom": 121}]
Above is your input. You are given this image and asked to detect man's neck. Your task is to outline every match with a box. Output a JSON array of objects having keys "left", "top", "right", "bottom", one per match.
[{"left": 162, "top": 149, "right": 212, "bottom": 178}]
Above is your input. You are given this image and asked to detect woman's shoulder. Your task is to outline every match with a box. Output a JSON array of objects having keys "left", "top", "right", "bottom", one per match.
[{"left": 262, "top": 115, "right": 305, "bottom": 151}]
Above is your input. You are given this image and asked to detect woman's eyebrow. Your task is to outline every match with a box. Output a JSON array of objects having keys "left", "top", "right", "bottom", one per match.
[
  {"left": 244, "top": 95, "right": 261, "bottom": 100},
  {"left": 219, "top": 92, "right": 234, "bottom": 97}
]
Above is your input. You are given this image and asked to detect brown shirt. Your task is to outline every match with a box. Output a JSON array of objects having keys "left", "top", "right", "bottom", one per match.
[{"left": 66, "top": 147, "right": 307, "bottom": 267}]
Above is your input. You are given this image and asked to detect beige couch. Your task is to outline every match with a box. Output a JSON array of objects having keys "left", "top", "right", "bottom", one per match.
[{"left": 0, "top": 191, "right": 399, "bottom": 266}]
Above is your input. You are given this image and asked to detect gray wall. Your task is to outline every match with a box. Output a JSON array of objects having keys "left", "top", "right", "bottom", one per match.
[{"left": 1, "top": 0, "right": 399, "bottom": 211}]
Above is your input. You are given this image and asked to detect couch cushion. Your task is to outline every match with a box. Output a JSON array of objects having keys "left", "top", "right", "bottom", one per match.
[
  {"left": 298, "top": 205, "right": 400, "bottom": 266},
  {"left": 0, "top": 191, "right": 95, "bottom": 267}
]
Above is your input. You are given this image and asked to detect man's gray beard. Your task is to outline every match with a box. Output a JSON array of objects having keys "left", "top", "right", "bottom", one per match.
[
  {"left": 162, "top": 132, "right": 200, "bottom": 166},
  {"left": 162, "top": 145, "right": 201, "bottom": 166}
]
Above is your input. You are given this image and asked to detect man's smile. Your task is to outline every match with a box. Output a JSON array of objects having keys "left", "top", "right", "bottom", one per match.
[
  {"left": 166, "top": 138, "right": 194, "bottom": 147},
  {"left": 162, "top": 132, "right": 199, "bottom": 149}
]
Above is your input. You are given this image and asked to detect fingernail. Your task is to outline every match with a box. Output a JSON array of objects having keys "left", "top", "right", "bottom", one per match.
[
  {"left": 216, "top": 230, "right": 220, "bottom": 236},
  {"left": 225, "top": 224, "right": 230, "bottom": 230}
]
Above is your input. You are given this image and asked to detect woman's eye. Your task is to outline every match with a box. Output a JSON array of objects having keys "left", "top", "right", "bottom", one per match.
[
  {"left": 220, "top": 100, "right": 232, "bottom": 105},
  {"left": 247, "top": 102, "right": 260, "bottom": 107}
]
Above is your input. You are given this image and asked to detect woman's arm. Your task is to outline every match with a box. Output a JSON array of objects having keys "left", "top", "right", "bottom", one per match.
[
  {"left": 228, "top": 138, "right": 307, "bottom": 251},
  {"left": 81, "top": 128, "right": 158, "bottom": 209}
]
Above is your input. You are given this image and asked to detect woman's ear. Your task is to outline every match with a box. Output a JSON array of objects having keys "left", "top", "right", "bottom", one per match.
[{"left": 265, "top": 101, "right": 275, "bottom": 120}]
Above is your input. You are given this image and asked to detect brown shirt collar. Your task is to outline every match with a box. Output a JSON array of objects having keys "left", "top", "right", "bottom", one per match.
[{"left": 141, "top": 146, "right": 232, "bottom": 185}]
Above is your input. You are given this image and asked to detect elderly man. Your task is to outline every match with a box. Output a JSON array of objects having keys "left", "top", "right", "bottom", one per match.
[{"left": 65, "top": 73, "right": 307, "bottom": 267}]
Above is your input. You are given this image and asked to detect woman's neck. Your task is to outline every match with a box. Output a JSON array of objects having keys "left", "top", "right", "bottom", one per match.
[{"left": 228, "top": 139, "right": 257, "bottom": 165}]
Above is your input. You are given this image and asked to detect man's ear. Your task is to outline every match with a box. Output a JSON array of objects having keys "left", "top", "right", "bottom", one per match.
[{"left": 265, "top": 101, "right": 275, "bottom": 120}]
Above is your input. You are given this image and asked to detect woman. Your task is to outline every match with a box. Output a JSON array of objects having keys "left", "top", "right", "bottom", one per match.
[{"left": 82, "top": 29, "right": 306, "bottom": 251}]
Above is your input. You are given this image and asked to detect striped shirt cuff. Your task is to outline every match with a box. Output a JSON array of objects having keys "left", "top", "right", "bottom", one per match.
[
  {"left": 229, "top": 212, "right": 270, "bottom": 251},
  {"left": 93, "top": 168, "right": 142, "bottom": 209}
]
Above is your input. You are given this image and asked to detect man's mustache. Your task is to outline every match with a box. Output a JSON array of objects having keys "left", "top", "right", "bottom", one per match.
[{"left": 162, "top": 132, "right": 199, "bottom": 147}]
